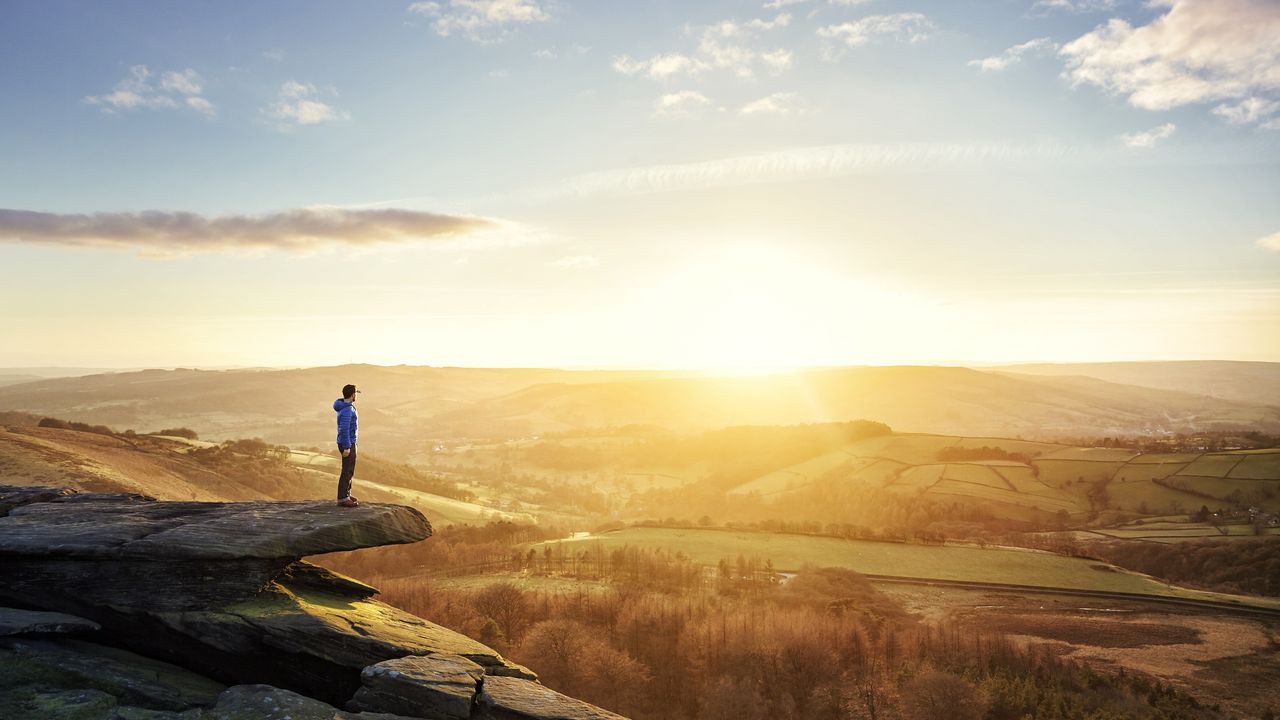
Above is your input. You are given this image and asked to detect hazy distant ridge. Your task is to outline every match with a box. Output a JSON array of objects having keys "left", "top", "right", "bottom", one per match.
[{"left": 0, "top": 363, "right": 1276, "bottom": 459}]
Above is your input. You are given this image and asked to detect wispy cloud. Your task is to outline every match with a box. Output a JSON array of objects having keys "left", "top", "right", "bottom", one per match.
[
  {"left": 1120, "top": 122, "right": 1176, "bottom": 148},
  {"left": 1031, "top": 0, "right": 1117, "bottom": 13},
  {"left": 740, "top": 92, "right": 802, "bottom": 116},
  {"left": 265, "top": 81, "right": 348, "bottom": 127},
  {"left": 1257, "top": 231, "right": 1280, "bottom": 252},
  {"left": 613, "top": 53, "right": 703, "bottom": 81},
  {"left": 818, "top": 13, "right": 934, "bottom": 57},
  {"left": 408, "top": 0, "right": 548, "bottom": 42},
  {"left": 1211, "top": 97, "right": 1279, "bottom": 125},
  {"left": 527, "top": 141, "right": 1081, "bottom": 201},
  {"left": 0, "top": 207, "right": 496, "bottom": 256},
  {"left": 1059, "top": 0, "right": 1280, "bottom": 113},
  {"left": 84, "top": 66, "right": 215, "bottom": 116},
  {"left": 748, "top": 13, "right": 791, "bottom": 31},
  {"left": 969, "top": 38, "right": 1057, "bottom": 72},
  {"left": 613, "top": 18, "right": 794, "bottom": 81},
  {"left": 653, "top": 90, "right": 712, "bottom": 118}
]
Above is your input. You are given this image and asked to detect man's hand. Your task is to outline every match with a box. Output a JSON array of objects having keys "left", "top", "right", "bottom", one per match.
[{"left": 342, "top": 448, "right": 351, "bottom": 457}]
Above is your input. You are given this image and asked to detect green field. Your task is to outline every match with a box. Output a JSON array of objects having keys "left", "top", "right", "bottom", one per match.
[
  {"left": 1178, "top": 454, "right": 1247, "bottom": 478},
  {"left": 1089, "top": 521, "right": 1280, "bottom": 543},
  {"left": 541, "top": 527, "right": 1280, "bottom": 608},
  {"left": 1228, "top": 452, "right": 1280, "bottom": 479},
  {"left": 720, "top": 435, "right": 1280, "bottom": 519}
]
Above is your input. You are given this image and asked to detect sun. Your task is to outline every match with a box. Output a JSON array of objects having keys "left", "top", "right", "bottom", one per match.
[{"left": 631, "top": 244, "right": 870, "bottom": 373}]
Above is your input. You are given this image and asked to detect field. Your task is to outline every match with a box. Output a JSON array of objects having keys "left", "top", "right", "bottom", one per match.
[
  {"left": 1085, "top": 519, "right": 1280, "bottom": 543},
  {"left": 716, "top": 434, "right": 1280, "bottom": 519},
  {"left": 540, "top": 527, "right": 1280, "bottom": 608}
]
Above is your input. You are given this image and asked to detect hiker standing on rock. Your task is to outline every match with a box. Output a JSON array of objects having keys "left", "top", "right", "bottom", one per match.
[{"left": 334, "top": 383, "right": 360, "bottom": 507}]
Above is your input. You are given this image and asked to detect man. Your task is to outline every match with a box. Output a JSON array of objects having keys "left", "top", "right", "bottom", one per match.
[{"left": 333, "top": 383, "right": 360, "bottom": 507}]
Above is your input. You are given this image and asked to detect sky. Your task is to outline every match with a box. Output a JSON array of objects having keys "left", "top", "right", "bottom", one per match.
[{"left": 1, "top": 0, "right": 1278, "bottom": 370}]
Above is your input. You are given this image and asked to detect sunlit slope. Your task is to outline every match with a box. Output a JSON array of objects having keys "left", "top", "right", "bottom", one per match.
[
  {"left": 0, "top": 425, "right": 309, "bottom": 500},
  {"left": 543, "top": 527, "right": 1280, "bottom": 608},
  {"left": 0, "top": 426, "right": 505, "bottom": 526},
  {"left": 725, "top": 433, "right": 1280, "bottom": 518},
  {"left": 439, "top": 366, "right": 1280, "bottom": 439},
  {"left": 999, "top": 360, "right": 1280, "bottom": 407}
]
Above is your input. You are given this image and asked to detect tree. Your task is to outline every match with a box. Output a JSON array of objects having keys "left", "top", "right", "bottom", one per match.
[
  {"left": 473, "top": 583, "right": 531, "bottom": 644},
  {"left": 900, "top": 669, "right": 987, "bottom": 720}
]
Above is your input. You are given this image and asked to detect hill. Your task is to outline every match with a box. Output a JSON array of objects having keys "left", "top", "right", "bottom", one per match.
[
  {"left": 999, "top": 360, "right": 1280, "bottom": 407},
  {"left": 2, "top": 364, "right": 1278, "bottom": 460},
  {"left": 0, "top": 424, "right": 525, "bottom": 527},
  {"left": 442, "top": 366, "right": 1280, "bottom": 442}
]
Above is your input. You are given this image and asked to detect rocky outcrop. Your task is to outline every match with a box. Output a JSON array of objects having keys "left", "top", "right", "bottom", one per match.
[
  {"left": 0, "top": 485, "right": 627, "bottom": 720},
  {"left": 0, "top": 608, "right": 99, "bottom": 636}
]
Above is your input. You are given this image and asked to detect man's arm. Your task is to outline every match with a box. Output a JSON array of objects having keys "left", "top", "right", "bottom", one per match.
[{"left": 337, "top": 409, "right": 353, "bottom": 449}]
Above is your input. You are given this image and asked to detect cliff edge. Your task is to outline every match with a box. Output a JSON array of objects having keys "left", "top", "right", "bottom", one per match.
[{"left": 0, "top": 484, "right": 625, "bottom": 720}]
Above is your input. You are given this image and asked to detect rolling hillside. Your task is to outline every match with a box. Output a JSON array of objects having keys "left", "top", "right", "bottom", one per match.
[
  {"left": 0, "top": 424, "right": 524, "bottom": 526},
  {"left": 1, "top": 364, "right": 1277, "bottom": 461},
  {"left": 1000, "top": 361, "right": 1280, "bottom": 407}
]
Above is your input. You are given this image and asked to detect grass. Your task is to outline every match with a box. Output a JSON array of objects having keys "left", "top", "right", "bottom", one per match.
[
  {"left": 540, "top": 527, "right": 1280, "bottom": 608},
  {"left": 1178, "top": 454, "right": 1247, "bottom": 478},
  {"left": 1228, "top": 451, "right": 1280, "bottom": 480}
]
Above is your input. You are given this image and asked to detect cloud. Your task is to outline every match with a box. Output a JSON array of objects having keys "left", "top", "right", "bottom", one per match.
[
  {"left": 764, "top": 0, "right": 808, "bottom": 7},
  {"left": 548, "top": 254, "right": 600, "bottom": 269},
  {"left": 748, "top": 13, "right": 791, "bottom": 31},
  {"left": 612, "top": 53, "right": 703, "bottom": 80},
  {"left": 408, "top": 0, "right": 548, "bottom": 42},
  {"left": 1059, "top": 0, "right": 1280, "bottom": 112},
  {"left": 84, "top": 66, "right": 215, "bottom": 116},
  {"left": 528, "top": 141, "right": 1080, "bottom": 201},
  {"left": 263, "top": 48, "right": 286, "bottom": 62},
  {"left": 1119, "top": 122, "right": 1177, "bottom": 148},
  {"left": 0, "top": 207, "right": 497, "bottom": 256},
  {"left": 818, "top": 13, "right": 935, "bottom": 56},
  {"left": 969, "top": 37, "right": 1057, "bottom": 72},
  {"left": 1031, "top": 0, "right": 1117, "bottom": 13},
  {"left": 1257, "top": 231, "right": 1280, "bottom": 252},
  {"left": 740, "top": 92, "right": 802, "bottom": 116},
  {"left": 613, "top": 18, "right": 795, "bottom": 81},
  {"left": 1211, "top": 96, "right": 1279, "bottom": 125},
  {"left": 266, "top": 81, "right": 348, "bottom": 126},
  {"left": 654, "top": 90, "right": 712, "bottom": 117}
]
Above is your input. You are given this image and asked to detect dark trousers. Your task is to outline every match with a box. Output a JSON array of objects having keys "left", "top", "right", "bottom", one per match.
[{"left": 337, "top": 445, "right": 356, "bottom": 500}]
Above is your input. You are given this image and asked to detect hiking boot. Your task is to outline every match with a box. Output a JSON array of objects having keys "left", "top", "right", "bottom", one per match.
[{"left": 337, "top": 497, "right": 359, "bottom": 507}]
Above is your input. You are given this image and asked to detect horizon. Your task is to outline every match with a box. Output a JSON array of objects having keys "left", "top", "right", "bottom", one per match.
[
  {"left": 4, "top": 357, "right": 1280, "bottom": 376},
  {"left": 2, "top": 0, "right": 1278, "bottom": 369}
]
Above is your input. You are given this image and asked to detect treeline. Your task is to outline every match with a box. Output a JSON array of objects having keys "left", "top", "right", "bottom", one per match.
[
  {"left": 360, "top": 570, "right": 1218, "bottom": 720},
  {"left": 1087, "top": 538, "right": 1280, "bottom": 597},
  {"left": 936, "top": 445, "right": 1034, "bottom": 465},
  {"left": 36, "top": 416, "right": 118, "bottom": 436}
]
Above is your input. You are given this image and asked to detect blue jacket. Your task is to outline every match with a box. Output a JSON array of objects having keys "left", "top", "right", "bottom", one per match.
[{"left": 334, "top": 398, "right": 358, "bottom": 448}]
